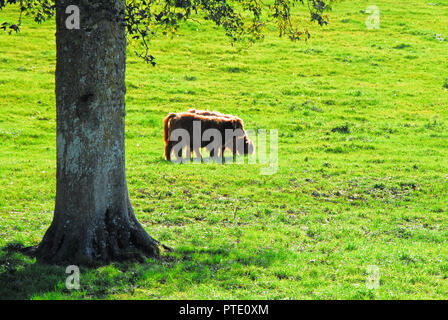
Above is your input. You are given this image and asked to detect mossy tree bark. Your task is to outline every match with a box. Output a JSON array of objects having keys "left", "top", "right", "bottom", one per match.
[{"left": 31, "top": 0, "right": 160, "bottom": 265}]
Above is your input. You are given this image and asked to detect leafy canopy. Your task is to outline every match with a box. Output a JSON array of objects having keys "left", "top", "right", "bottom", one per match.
[{"left": 0, "top": 0, "right": 333, "bottom": 64}]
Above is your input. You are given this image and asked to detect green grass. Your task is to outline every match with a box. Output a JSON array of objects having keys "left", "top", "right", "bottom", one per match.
[{"left": 1, "top": 0, "right": 448, "bottom": 299}]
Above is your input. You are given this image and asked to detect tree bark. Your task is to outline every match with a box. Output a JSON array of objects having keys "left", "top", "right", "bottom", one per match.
[{"left": 31, "top": 0, "right": 160, "bottom": 265}]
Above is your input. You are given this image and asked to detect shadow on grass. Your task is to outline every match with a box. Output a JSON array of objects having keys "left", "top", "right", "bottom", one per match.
[
  {"left": 0, "top": 243, "right": 65, "bottom": 300},
  {"left": 0, "top": 242, "right": 283, "bottom": 299},
  {"left": 155, "top": 156, "right": 247, "bottom": 165}
]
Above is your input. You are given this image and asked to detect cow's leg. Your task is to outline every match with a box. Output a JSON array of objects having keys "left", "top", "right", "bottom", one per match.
[
  {"left": 165, "top": 142, "right": 174, "bottom": 161},
  {"left": 220, "top": 135, "right": 226, "bottom": 163},
  {"left": 231, "top": 137, "right": 237, "bottom": 163}
]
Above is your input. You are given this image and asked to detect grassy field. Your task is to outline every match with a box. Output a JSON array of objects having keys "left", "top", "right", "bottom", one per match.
[{"left": 1, "top": 0, "right": 448, "bottom": 299}]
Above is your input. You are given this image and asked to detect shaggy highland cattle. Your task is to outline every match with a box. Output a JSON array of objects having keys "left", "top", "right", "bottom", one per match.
[
  {"left": 163, "top": 111, "right": 254, "bottom": 161},
  {"left": 187, "top": 108, "right": 237, "bottom": 120}
]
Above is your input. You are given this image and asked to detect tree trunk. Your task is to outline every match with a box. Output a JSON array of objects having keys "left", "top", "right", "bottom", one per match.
[{"left": 31, "top": 0, "right": 160, "bottom": 265}]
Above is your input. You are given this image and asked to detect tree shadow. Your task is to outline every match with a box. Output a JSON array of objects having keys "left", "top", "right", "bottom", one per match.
[
  {"left": 0, "top": 243, "right": 65, "bottom": 299},
  {"left": 0, "top": 242, "right": 281, "bottom": 299}
]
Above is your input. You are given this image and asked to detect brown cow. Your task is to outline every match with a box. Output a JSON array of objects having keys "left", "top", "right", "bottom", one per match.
[
  {"left": 163, "top": 112, "right": 254, "bottom": 161},
  {"left": 188, "top": 109, "right": 237, "bottom": 120},
  {"left": 187, "top": 109, "right": 251, "bottom": 157}
]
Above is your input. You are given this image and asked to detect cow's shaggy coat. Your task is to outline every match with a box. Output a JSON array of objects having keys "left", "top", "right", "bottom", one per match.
[{"left": 163, "top": 112, "right": 254, "bottom": 161}]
